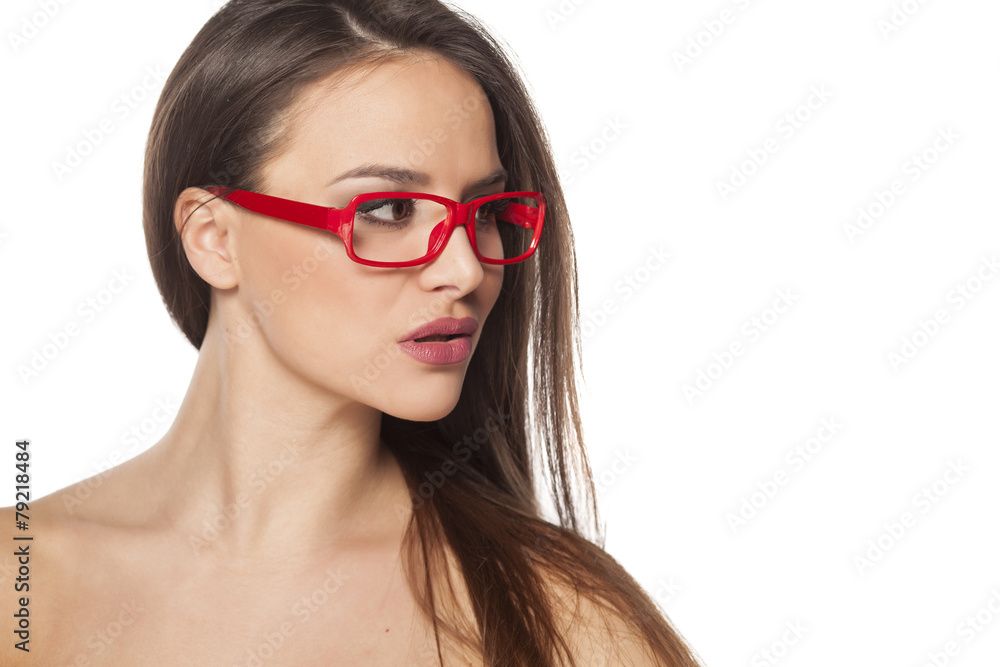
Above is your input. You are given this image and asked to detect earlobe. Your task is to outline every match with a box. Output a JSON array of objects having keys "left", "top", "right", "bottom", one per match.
[{"left": 174, "top": 187, "right": 241, "bottom": 289}]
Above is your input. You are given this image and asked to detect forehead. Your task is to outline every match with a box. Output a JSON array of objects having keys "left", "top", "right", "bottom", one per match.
[{"left": 261, "top": 53, "right": 498, "bottom": 193}]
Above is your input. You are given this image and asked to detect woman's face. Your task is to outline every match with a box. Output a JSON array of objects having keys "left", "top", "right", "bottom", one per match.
[{"left": 227, "top": 54, "right": 505, "bottom": 421}]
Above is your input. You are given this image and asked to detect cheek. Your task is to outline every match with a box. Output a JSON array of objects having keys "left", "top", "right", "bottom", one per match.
[
  {"left": 481, "top": 266, "right": 504, "bottom": 313},
  {"left": 235, "top": 221, "right": 317, "bottom": 303},
  {"left": 240, "top": 227, "right": 380, "bottom": 363},
  {"left": 235, "top": 222, "right": 507, "bottom": 401}
]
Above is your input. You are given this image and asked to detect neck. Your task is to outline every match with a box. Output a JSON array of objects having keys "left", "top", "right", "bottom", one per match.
[{"left": 127, "top": 313, "right": 412, "bottom": 570}]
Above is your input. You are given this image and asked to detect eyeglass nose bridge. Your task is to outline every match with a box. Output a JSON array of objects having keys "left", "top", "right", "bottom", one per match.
[{"left": 424, "top": 200, "right": 479, "bottom": 259}]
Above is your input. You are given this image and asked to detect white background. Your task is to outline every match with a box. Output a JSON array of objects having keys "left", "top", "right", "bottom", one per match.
[{"left": 3, "top": 1, "right": 1000, "bottom": 665}]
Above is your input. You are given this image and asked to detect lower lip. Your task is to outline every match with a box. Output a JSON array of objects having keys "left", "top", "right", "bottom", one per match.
[{"left": 398, "top": 336, "right": 472, "bottom": 365}]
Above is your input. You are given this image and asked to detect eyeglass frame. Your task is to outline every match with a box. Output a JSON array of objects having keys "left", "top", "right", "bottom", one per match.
[{"left": 202, "top": 186, "right": 546, "bottom": 268}]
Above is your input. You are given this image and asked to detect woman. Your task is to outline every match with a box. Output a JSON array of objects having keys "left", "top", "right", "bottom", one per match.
[{"left": 2, "top": 1, "right": 702, "bottom": 664}]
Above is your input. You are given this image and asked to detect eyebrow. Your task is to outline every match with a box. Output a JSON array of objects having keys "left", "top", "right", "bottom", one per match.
[{"left": 326, "top": 163, "right": 509, "bottom": 196}]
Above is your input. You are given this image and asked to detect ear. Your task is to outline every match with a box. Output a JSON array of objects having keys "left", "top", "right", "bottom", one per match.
[{"left": 174, "top": 187, "right": 241, "bottom": 289}]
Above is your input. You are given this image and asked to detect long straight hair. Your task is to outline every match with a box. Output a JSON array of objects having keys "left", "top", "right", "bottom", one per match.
[{"left": 144, "top": 1, "right": 701, "bottom": 664}]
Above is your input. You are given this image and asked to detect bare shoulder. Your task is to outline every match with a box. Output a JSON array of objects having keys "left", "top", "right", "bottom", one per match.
[
  {"left": 0, "top": 469, "right": 117, "bottom": 567},
  {"left": 0, "top": 505, "right": 29, "bottom": 660},
  {"left": 0, "top": 500, "right": 67, "bottom": 665},
  {"left": 0, "top": 472, "right": 136, "bottom": 665}
]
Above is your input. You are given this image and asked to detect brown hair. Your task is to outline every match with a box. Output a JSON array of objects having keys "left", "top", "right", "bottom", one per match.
[{"left": 144, "top": 1, "right": 701, "bottom": 664}]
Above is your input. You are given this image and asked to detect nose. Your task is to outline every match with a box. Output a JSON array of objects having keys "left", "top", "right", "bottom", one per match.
[{"left": 420, "top": 212, "right": 486, "bottom": 293}]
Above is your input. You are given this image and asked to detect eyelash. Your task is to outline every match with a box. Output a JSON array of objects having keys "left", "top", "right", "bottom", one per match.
[
  {"left": 355, "top": 198, "right": 418, "bottom": 228},
  {"left": 354, "top": 196, "right": 508, "bottom": 229}
]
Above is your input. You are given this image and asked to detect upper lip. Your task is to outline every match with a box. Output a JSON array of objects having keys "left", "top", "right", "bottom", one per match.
[{"left": 401, "top": 316, "right": 478, "bottom": 342}]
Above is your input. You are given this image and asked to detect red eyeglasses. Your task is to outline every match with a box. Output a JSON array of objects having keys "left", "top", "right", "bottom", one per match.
[{"left": 204, "top": 186, "right": 545, "bottom": 268}]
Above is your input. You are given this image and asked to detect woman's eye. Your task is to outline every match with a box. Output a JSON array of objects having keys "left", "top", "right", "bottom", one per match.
[
  {"left": 357, "top": 199, "right": 415, "bottom": 224},
  {"left": 477, "top": 200, "right": 509, "bottom": 224}
]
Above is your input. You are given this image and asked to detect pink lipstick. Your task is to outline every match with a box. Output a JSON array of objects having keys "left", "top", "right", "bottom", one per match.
[{"left": 398, "top": 316, "right": 478, "bottom": 365}]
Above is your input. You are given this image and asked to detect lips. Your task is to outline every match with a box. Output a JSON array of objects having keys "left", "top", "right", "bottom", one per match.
[
  {"left": 401, "top": 316, "right": 478, "bottom": 343},
  {"left": 398, "top": 317, "right": 479, "bottom": 365}
]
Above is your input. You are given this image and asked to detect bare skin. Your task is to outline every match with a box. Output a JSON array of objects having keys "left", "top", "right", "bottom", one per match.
[
  {"left": 1, "top": 52, "right": 502, "bottom": 665},
  {"left": 1, "top": 464, "right": 476, "bottom": 665}
]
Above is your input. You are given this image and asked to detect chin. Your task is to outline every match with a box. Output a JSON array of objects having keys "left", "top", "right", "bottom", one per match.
[{"left": 383, "top": 394, "right": 461, "bottom": 423}]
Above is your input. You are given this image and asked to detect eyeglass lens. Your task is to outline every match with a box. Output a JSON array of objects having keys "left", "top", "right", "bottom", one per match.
[{"left": 350, "top": 194, "right": 540, "bottom": 263}]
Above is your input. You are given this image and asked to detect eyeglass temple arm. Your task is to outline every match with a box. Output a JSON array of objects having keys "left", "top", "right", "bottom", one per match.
[
  {"left": 204, "top": 187, "right": 347, "bottom": 238},
  {"left": 497, "top": 202, "right": 539, "bottom": 229},
  {"left": 205, "top": 186, "right": 540, "bottom": 233}
]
